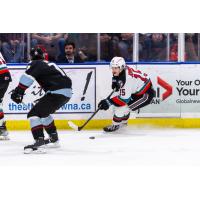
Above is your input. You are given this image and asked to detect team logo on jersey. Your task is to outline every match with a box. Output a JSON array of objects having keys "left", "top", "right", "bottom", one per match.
[{"left": 4, "top": 76, "right": 10, "bottom": 81}]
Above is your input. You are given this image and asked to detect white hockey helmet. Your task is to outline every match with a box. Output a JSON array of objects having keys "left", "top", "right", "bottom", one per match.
[{"left": 109, "top": 57, "right": 126, "bottom": 70}]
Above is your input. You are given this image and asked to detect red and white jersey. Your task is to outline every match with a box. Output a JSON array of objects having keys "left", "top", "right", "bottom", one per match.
[
  {"left": 0, "top": 53, "right": 8, "bottom": 74},
  {"left": 0, "top": 52, "right": 7, "bottom": 68},
  {"left": 110, "top": 66, "right": 152, "bottom": 106},
  {"left": 0, "top": 52, "right": 11, "bottom": 82}
]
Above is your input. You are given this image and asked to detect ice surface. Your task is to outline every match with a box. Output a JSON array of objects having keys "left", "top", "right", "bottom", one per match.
[{"left": 1, "top": 128, "right": 200, "bottom": 165}]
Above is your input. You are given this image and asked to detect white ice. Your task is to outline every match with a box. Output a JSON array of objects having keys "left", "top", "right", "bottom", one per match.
[{"left": 1, "top": 127, "right": 200, "bottom": 165}]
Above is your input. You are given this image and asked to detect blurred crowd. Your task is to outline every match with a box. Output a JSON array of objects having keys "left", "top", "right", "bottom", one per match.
[{"left": 0, "top": 33, "right": 199, "bottom": 63}]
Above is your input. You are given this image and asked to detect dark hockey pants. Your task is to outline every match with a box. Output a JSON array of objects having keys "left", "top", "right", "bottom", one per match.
[{"left": 27, "top": 93, "right": 70, "bottom": 140}]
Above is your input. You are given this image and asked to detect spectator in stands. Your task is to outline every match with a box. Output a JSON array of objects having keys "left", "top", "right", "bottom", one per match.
[
  {"left": 70, "top": 34, "right": 97, "bottom": 61},
  {"left": 169, "top": 43, "right": 178, "bottom": 61},
  {"left": 169, "top": 34, "right": 178, "bottom": 61},
  {"left": 0, "top": 34, "right": 26, "bottom": 63},
  {"left": 139, "top": 33, "right": 147, "bottom": 61},
  {"left": 31, "top": 33, "right": 68, "bottom": 62},
  {"left": 169, "top": 33, "right": 198, "bottom": 61},
  {"left": 57, "top": 42, "right": 85, "bottom": 63},
  {"left": 100, "top": 33, "right": 121, "bottom": 61},
  {"left": 118, "top": 33, "right": 133, "bottom": 61},
  {"left": 143, "top": 33, "right": 167, "bottom": 61},
  {"left": 185, "top": 33, "right": 198, "bottom": 61}
]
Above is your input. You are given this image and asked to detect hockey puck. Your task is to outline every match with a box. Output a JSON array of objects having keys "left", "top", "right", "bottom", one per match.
[{"left": 89, "top": 136, "right": 95, "bottom": 139}]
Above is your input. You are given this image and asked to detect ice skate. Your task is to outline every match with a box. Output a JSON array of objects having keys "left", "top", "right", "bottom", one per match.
[
  {"left": 103, "top": 122, "right": 128, "bottom": 133},
  {"left": 24, "top": 137, "right": 46, "bottom": 154},
  {"left": 103, "top": 124, "right": 121, "bottom": 132},
  {"left": 121, "top": 122, "right": 128, "bottom": 128},
  {"left": 45, "top": 133, "right": 60, "bottom": 148},
  {"left": 0, "top": 122, "right": 9, "bottom": 140}
]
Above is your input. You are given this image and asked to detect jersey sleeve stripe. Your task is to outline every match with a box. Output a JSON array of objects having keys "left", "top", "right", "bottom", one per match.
[
  {"left": 110, "top": 96, "right": 127, "bottom": 107},
  {"left": 119, "top": 96, "right": 132, "bottom": 103},
  {"left": 0, "top": 69, "right": 9, "bottom": 75},
  {"left": 136, "top": 79, "right": 152, "bottom": 96}
]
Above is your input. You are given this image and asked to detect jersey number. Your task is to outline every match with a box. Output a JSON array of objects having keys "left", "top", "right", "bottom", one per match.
[{"left": 120, "top": 89, "right": 126, "bottom": 96}]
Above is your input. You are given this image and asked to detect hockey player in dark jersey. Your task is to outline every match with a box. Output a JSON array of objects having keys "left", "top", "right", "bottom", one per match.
[
  {"left": 11, "top": 47, "right": 72, "bottom": 154},
  {"left": 0, "top": 52, "right": 12, "bottom": 140}
]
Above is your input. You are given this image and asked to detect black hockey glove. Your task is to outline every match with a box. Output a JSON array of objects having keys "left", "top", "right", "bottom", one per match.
[
  {"left": 98, "top": 99, "right": 110, "bottom": 110},
  {"left": 112, "top": 77, "right": 123, "bottom": 92},
  {"left": 11, "top": 87, "right": 25, "bottom": 104}
]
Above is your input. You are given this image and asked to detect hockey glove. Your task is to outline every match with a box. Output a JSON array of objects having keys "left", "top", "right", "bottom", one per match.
[
  {"left": 112, "top": 77, "right": 123, "bottom": 92},
  {"left": 98, "top": 99, "right": 110, "bottom": 110},
  {"left": 11, "top": 87, "right": 25, "bottom": 104}
]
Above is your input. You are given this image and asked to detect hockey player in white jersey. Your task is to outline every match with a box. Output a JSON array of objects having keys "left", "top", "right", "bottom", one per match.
[
  {"left": 0, "top": 52, "right": 12, "bottom": 140},
  {"left": 98, "top": 57, "right": 155, "bottom": 132}
]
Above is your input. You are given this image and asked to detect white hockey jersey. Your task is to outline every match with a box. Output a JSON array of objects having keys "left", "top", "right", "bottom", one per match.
[
  {"left": 0, "top": 53, "right": 6, "bottom": 68},
  {"left": 0, "top": 52, "right": 11, "bottom": 82},
  {"left": 110, "top": 66, "right": 152, "bottom": 106}
]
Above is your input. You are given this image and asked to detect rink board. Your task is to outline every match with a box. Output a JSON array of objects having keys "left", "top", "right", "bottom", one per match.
[
  {"left": 6, "top": 118, "right": 200, "bottom": 130},
  {"left": 4, "top": 63, "right": 200, "bottom": 129}
]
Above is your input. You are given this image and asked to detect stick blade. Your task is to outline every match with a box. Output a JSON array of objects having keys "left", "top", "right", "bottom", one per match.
[{"left": 68, "top": 121, "right": 79, "bottom": 131}]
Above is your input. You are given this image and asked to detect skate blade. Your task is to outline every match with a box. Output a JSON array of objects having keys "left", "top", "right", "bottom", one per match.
[
  {"left": 103, "top": 125, "right": 128, "bottom": 133},
  {"left": 103, "top": 130, "right": 120, "bottom": 134},
  {"left": 0, "top": 135, "right": 10, "bottom": 140},
  {"left": 103, "top": 128, "right": 124, "bottom": 134},
  {"left": 24, "top": 147, "right": 46, "bottom": 154}
]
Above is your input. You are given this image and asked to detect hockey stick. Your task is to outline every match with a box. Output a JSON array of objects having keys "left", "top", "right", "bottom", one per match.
[{"left": 68, "top": 89, "right": 116, "bottom": 131}]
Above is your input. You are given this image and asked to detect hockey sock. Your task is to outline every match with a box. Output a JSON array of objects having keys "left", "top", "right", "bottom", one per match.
[
  {"left": 113, "top": 114, "right": 123, "bottom": 124},
  {"left": 0, "top": 112, "right": 4, "bottom": 127},
  {"left": 122, "top": 112, "right": 130, "bottom": 124},
  {"left": 113, "top": 112, "right": 130, "bottom": 125},
  {"left": 0, "top": 104, "right": 4, "bottom": 126},
  {"left": 30, "top": 117, "right": 44, "bottom": 140},
  {"left": 42, "top": 115, "right": 57, "bottom": 136}
]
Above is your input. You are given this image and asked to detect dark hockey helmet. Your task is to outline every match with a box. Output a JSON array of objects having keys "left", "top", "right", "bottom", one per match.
[{"left": 30, "top": 47, "right": 45, "bottom": 60}]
